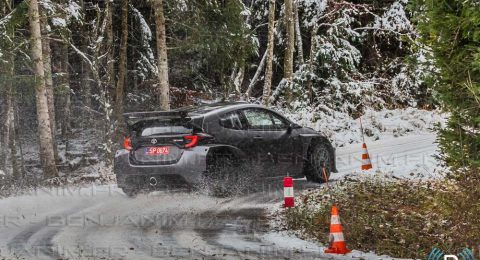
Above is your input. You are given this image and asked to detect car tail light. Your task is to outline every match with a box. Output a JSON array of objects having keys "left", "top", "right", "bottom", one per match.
[
  {"left": 183, "top": 133, "right": 213, "bottom": 148},
  {"left": 183, "top": 135, "right": 199, "bottom": 148},
  {"left": 124, "top": 137, "right": 132, "bottom": 150}
]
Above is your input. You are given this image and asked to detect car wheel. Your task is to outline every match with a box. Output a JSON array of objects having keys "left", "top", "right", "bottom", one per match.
[
  {"left": 122, "top": 187, "right": 139, "bottom": 198},
  {"left": 305, "top": 142, "right": 332, "bottom": 183}
]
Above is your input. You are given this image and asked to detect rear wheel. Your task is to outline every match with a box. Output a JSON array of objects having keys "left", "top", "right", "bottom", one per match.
[
  {"left": 305, "top": 142, "right": 332, "bottom": 183},
  {"left": 122, "top": 187, "right": 139, "bottom": 198}
]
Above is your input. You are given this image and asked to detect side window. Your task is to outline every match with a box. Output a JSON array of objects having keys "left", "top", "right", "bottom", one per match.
[
  {"left": 219, "top": 111, "right": 244, "bottom": 130},
  {"left": 243, "top": 109, "right": 288, "bottom": 130},
  {"left": 243, "top": 109, "right": 274, "bottom": 129},
  {"left": 270, "top": 113, "right": 288, "bottom": 129}
]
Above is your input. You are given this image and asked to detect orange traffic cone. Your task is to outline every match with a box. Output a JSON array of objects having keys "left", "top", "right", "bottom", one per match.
[
  {"left": 324, "top": 205, "right": 351, "bottom": 255},
  {"left": 361, "top": 143, "right": 372, "bottom": 170}
]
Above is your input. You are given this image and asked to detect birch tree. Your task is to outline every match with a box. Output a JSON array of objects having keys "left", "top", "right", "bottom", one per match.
[
  {"left": 28, "top": 0, "right": 58, "bottom": 177},
  {"left": 154, "top": 0, "right": 170, "bottom": 110},
  {"left": 263, "top": 0, "right": 276, "bottom": 105}
]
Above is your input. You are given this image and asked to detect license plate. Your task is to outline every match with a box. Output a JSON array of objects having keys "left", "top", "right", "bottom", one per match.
[{"left": 145, "top": 146, "right": 170, "bottom": 155}]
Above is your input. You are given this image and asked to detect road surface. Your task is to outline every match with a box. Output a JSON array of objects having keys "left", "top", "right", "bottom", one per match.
[{"left": 0, "top": 134, "right": 437, "bottom": 259}]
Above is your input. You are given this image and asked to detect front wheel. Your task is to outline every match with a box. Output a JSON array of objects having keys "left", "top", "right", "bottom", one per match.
[{"left": 305, "top": 142, "right": 333, "bottom": 183}]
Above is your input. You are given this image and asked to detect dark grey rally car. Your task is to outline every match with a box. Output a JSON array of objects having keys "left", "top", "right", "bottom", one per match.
[{"left": 114, "top": 102, "right": 336, "bottom": 196}]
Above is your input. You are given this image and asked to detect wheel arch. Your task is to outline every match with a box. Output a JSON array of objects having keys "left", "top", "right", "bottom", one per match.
[
  {"left": 205, "top": 144, "right": 246, "bottom": 168},
  {"left": 302, "top": 134, "right": 337, "bottom": 173}
]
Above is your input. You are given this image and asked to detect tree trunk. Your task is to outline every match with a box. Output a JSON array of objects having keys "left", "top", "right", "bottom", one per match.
[
  {"left": 28, "top": 0, "right": 58, "bottom": 178},
  {"left": 80, "top": 0, "right": 91, "bottom": 111},
  {"left": 106, "top": 0, "right": 115, "bottom": 92},
  {"left": 14, "top": 102, "right": 26, "bottom": 178},
  {"left": 114, "top": 0, "right": 128, "bottom": 122},
  {"left": 233, "top": 66, "right": 245, "bottom": 96},
  {"left": 294, "top": 2, "right": 304, "bottom": 65},
  {"left": 245, "top": 50, "right": 267, "bottom": 99},
  {"left": 0, "top": 1, "right": 17, "bottom": 177},
  {"left": 7, "top": 48, "right": 19, "bottom": 178},
  {"left": 40, "top": 7, "right": 58, "bottom": 161},
  {"left": 263, "top": 0, "right": 276, "bottom": 105},
  {"left": 1, "top": 53, "right": 14, "bottom": 175},
  {"left": 284, "top": 0, "right": 295, "bottom": 80},
  {"left": 154, "top": 0, "right": 170, "bottom": 110},
  {"left": 283, "top": 0, "right": 295, "bottom": 103},
  {"left": 61, "top": 42, "right": 71, "bottom": 138},
  {"left": 8, "top": 94, "right": 20, "bottom": 180},
  {"left": 306, "top": 24, "right": 319, "bottom": 104}
]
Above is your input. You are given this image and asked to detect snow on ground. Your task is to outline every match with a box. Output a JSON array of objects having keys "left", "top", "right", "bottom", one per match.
[
  {"left": 282, "top": 107, "right": 447, "bottom": 147},
  {"left": 0, "top": 108, "right": 446, "bottom": 259},
  {"left": 282, "top": 107, "right": 447, "bottom": 181},
  {"left": 333, "top": 133, "right": 443, "bottom": 180},
  {"left": 265, "top": 108, "right": 447, "bottom": 259},
  {"left": 260, "top": 231, "right": 403, "bottom": 260}
]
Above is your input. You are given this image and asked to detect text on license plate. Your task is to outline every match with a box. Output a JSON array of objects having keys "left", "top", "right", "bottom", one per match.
[{"left": 145, "top": 146, "right": 170, "bottom": 155}]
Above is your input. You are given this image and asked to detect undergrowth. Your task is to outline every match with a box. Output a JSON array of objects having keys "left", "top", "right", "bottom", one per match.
[{"left": 281, "top": 174, "right": 480, "bottom": 258}]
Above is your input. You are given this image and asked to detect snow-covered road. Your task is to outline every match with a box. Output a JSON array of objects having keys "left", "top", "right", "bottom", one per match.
[{"left": 0, "top": 134, "right": 437, "bottom": 260}]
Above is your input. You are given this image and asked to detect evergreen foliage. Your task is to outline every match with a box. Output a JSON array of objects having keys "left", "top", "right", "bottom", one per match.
[
  {"left": 413, "top": 0, "right": 480, "bottom": 170},
  {"left": 0, "top": 0, "right": 444, "bottom": 176}
]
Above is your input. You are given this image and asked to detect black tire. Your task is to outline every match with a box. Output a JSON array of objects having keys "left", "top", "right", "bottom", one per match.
[
  {"left": 305, "top": 142, "right": 333, "bottom": 183},
  {"left": 122, "top": 187, "right": 139, "bottom": 198}
]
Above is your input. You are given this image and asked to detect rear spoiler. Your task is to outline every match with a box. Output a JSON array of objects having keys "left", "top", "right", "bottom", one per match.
[{"left": 123, "top": 111, "right": 190, "bottom": 126}]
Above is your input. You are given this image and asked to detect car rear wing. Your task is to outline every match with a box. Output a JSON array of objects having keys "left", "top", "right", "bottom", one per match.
[{"left": 123, "top": 111, "right": 190, "bottom": 126}]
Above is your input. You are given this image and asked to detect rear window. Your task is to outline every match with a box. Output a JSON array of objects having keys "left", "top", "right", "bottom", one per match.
[
  {"left": 131, "top": 119, "right": 193, "bottom": 136},
  {"left": 141, "top": 126, "right": 191, "bottom": 136}
]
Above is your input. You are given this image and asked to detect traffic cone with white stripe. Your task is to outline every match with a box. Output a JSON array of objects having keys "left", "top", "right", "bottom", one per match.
[
  {"left": 324, "top": 205, "right": 351, "bottom": 255},
  {"left": 361, "top": 143, "right": 373, "bottom": 170}
]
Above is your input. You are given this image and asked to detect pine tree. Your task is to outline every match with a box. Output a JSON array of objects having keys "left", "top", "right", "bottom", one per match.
[{"left": 414, "top": 0, "right": 480, "bottom": 171}]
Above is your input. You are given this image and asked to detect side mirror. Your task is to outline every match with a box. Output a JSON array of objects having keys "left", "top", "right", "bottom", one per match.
[{"left": 287, "top": 123, "right": 301, "bottom": 134}]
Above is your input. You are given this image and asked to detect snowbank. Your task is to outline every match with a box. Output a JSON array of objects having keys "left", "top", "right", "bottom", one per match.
[{"left": 281, "top": 107, "right": 447, "bottom": 147}]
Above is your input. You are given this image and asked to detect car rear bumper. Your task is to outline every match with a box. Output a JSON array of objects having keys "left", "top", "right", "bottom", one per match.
[{"left": 114, "top": 146, "right": 208, "bottom": 189}]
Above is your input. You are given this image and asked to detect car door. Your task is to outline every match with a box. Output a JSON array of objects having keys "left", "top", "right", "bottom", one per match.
[{"left": 240, "top": 108, "right": 300, "bottom": 177}]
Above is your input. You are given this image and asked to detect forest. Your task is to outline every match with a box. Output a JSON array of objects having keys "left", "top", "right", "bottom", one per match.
[
  {"left": 1, "top": 1, "right": 480, "bottom": 259},
  {"left": 0, "top": 0, "right": 478, "bottom": 182}
]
